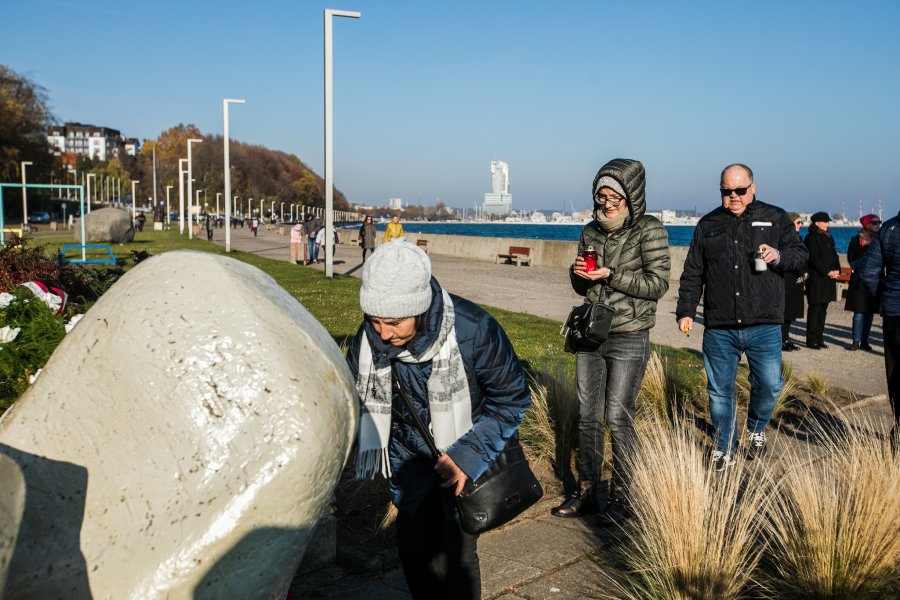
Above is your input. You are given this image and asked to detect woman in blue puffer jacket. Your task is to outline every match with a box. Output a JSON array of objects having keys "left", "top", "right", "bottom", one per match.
[{"left": 346, "top": 239, "right": 531, "bottom": 600}]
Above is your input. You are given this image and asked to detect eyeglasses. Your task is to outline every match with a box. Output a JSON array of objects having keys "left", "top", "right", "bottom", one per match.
[
  {"left": 794, "top": 220, "right": 803, "bottom": 225},
  {"left": 871, "top": 220, "right": 882, "bottom": 225},
  {"left": 595, "top": 195, "right": 624, "bottom": 208},
  {"left": 720, "top": 185, "right": 753, "bottom": 197}
]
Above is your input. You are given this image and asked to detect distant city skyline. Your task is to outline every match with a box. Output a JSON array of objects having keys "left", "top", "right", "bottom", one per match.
[{"left": 2, "top": 1, "right": 898, "bottom": 216}]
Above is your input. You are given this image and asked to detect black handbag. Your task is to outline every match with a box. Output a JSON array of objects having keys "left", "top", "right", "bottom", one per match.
[
  {"left": 393, "top": 369, "right": 543, "bottom": 535},
  {"left": 563, "top": 228, "right": 632, "bottom": 353}
]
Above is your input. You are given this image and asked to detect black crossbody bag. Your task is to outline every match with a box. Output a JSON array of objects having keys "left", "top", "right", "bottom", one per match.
[
  {"left": 562, "top": 229, "right": 632, "bottom": 353},
  {"left": 392, "top": 368, "right": 543, "bottom": 535}
]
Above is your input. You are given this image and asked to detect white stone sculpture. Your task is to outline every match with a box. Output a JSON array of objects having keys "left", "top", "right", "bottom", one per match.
[{"left": 0, "top": 250, "right": 358, "bottom": 598}]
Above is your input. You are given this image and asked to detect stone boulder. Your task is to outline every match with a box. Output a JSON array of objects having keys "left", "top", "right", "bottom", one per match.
[
  {"left": 75, "top": 206, "right": 134, "bottom": 243},
  {"left": 0, "top": 251, "right": 359, "bottom": 598}
]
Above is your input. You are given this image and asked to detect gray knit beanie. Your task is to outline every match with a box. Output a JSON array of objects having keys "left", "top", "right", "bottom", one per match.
[
  {"left": 593, "top": 176, "right": 627, "bottom": 200},
  {"left": 360, "top": 239, "right": 433, "bottom": 317}
]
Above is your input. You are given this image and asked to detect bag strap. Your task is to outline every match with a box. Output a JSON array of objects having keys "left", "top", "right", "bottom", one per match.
[
  {"left": 600, "top": 226, "right": 633, "bottom": 301},
  {"left": 392, "top": 364, "right": 442, "bottom": 461}
]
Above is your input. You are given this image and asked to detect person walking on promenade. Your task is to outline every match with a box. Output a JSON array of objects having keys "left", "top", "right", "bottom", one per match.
[
  {"left": 136, "top": 212, "right": 146, "bottom": 233},
  {"left": 360, "top": 215, "right": 377, "bottom": 262},
  {"left": 804, "top": 212, "right": 841, "bottom": 349},
  {"left": 782, "top": 212, "right": 807, "bottom": 351},
  {"left": 676, "top": 164, "right": 808, "bottom": 470},
  {"left": 205, "top": 212, "right": 214, "bottom": 242},
  {"left": 844, "top": 214, "right": 882, "bottom": 350},
  {"left": 859, "top": 209, "right": 900, "bottom": 445},
  {"left": 251, "top": 215, "right": 260, "bottom": 237},
  {"left": 290, "top": 220, "right": 304, "bottom": 264},
  {"left": 384, "top": 214, "right": 404, "bottom": 242},
  {"left": 551, "top": 158, "right": 670, "bottom": 523},
  {"left": 303, "top": 213, "right": 321, "bottom": 264},
  {"left": 346, "top": 239, "right": 531, "bottom": 600}
]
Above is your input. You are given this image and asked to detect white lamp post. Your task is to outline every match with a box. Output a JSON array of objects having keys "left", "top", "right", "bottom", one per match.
[
  {"left": 20, "top": 161, "right": 33, "bottom": 227},
  {"left": 248, "top": 197, "right": 253, "bottom": 217},
  {"left": 324, "top": 8, "right": 361, "bottom": 277},
  {"left": 189, "top": 178, "right": 197, "bottom": 240},
  {"left": 86, "top": 173, "right": 96, "bottom": 216},
  {"left": 234, "top": 196, "right": 241, "bottom": 218},
  {"left": 166, "top": 185, "right": 173, "bottom": 226},
  {"left": 223, "top": 98, "right": 245, "bottom": 252},
  {"left": 281, "top": 202, "right": 285, "bottom": 222},
  {"left": 216, "top": 192, "right": 221, "bottom": 221},
  {"left": 131, "top": 180, "right": 139, "bottom": 225},
  {"left": 270, "top": 200, "right": 275, "bottom": 222},
  {"left": 186, "top": 138, "right": 202, "bottom": 239},
  {"left": 178, "top": 158, "right": 188, "bottom": 234}
]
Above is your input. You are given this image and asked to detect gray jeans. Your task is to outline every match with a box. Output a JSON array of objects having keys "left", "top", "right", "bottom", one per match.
[{"left": 575, "top": 329, "right": 650, "bottom": 489}]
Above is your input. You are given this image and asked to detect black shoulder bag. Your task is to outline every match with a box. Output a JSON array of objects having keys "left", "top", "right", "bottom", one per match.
[
  {"left": 562, "top": 228, "right": 632, "bottom": 353},
  {"left": 393, "top": 368, "right": 543, "bottom": 535}
]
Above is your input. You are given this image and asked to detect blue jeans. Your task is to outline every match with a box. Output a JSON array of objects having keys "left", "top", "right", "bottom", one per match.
[
  {"left": 307, "top": 238, "right": 319, "bottom": 262},
  {"left": 703, "top": 324, "right": 782, "bottom": 455},
  {"left": 575, "top": 329, "right": 650, "bottom": 489},
  {"left": 852, "top": 312, "right": 874, "bottom": 343}
]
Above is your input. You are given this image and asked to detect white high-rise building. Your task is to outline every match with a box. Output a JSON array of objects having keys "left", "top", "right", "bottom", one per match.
[
  {"left": 388, "top": 198, "right": 403, "bottom": 210},
  {"left": 483, "top": 160, "right": 512, "bottom": 217}
]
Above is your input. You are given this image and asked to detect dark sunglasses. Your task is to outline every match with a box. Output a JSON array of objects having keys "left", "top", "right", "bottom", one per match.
[
  {"left": 870, "top": 220, "right": 882, "bottom": 225},
  {"left": 720, "top": 185, "right": 752, "bottom": 197}
]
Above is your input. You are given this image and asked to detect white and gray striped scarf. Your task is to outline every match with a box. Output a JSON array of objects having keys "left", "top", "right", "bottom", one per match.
[{"left": 355, "top": 289, "right": 473, "bottom": 479}]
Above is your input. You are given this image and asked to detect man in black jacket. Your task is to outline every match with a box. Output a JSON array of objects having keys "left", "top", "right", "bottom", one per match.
[{"left": 676, "top": 164, "right": 808, "bottom": 470}]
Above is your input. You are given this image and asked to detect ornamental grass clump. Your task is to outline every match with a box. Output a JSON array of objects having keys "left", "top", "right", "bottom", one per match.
[
  {"left": 603, "top": 417, "right": 771, "bottom": 599},
  {"left": 636, "top": 351, "right": 677, "bottom": 425},
  {"left": 763, "top": 417, "right": 900, "bottom": 598},
  {"left": 522, "top": 358, "right": 578, "bottom": 485}
]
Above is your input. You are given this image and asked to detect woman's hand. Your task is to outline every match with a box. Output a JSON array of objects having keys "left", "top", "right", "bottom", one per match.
[
  {"left": 827, "top": 270, "right": 840, "bottom": 279},
  {"left": 435, "top": 454, "right": 468, "bottom": 496},
  {"left": 573, "top": 256, "right": 612, "bottom": 281}
]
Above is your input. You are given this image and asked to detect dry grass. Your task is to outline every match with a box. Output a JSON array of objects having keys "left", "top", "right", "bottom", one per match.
[
  {"left": 804, "top": 371, "right": 830, "bottom": 398},
  {"left": 603, "top": 417, "right": 771, "bottom": 599},
  {"left": 636, "top": 351, "right": 676, "bottom": 424},
  {"left": 764, "top": 418, "right": 900, "bottom": 598},
  {"left": 521, "top": 359, "right": 580, "bottom": 485},
  {"left": 772, "top": 361, "right": 800, "bottom": 419}
]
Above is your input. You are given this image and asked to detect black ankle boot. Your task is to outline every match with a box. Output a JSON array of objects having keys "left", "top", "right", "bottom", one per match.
[
  {"left": 551, "top": 482, "right": 597, "bottom": 518},
  {"left": 598, "top": 486, "right": 631, "bottom": 526}
]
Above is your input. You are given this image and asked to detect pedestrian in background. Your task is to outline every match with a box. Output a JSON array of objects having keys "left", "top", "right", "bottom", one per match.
[
  {"left": 360, "top": 215, "right": 377, "bottom": 262},
  {"left": 251, "top": 215, "right": 260, "bottom": 237},
  {"left": 782, "top": 212, "right": 807, "bottom": 351},
  {"left": 552, "top": 158, "right": 670, "bottom": 524},
  {"left": 290, "top": 221, "right": 304, "bottom": 264},
  {"left": 304, "top": 213, "right": 321, "bottom": 264},
  {"left": 844, "top": 214, "right": 881, "bottom": 350},
  {"left": 859, "top": 210, "right": 900, "bottom": 446},
  {"left": 676, "top": 164, "right": 807, "bottom": 469},
  {"left": 804, "top": 212, "right": 841, "bottom": 349},
  {"left": 384, "top": 214, "right": 404, "bottom": 242}
]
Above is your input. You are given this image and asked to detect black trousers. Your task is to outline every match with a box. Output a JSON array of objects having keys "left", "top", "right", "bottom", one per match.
[
  {"left": 884, "top": 316, "right": 900, "bottom": 430},
  {"left": 396, "top": 486, "right": 481, "bottom": 600},
  {"left": 806, "top": 303, "right": 829, "bottom": 346},
  {"left": 781, "top": 320, "right": 793, "bottom": 342}
]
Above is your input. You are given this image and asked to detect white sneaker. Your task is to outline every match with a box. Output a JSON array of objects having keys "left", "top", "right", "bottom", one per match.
[
  {"left": 746, "top": 431, "right": 767, "bottom": 460},
  {"left": 712, "top": 450, "right": 735, "bottom": 472}
]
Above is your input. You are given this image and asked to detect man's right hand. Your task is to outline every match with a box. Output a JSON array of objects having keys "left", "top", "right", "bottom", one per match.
[{"left": 677, "top": 316, "right": 693, "bottom": 336}]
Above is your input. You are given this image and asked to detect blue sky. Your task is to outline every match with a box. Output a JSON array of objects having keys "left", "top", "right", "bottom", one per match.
[{"left": 3, "top": 0, "right": 898, "bottom": 216}]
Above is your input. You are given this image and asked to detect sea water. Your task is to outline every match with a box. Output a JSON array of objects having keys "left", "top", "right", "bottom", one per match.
[{"left": 357, "top": 222, "right": 860, "bottom": 252}]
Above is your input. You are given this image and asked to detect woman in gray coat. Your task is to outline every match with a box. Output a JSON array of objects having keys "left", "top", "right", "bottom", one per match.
[
  {"left": 359, "top": 215, "right": 377, "bottom": 262},
  {"left": 552, "top": 158, "right": 670, "bottom": 524}
]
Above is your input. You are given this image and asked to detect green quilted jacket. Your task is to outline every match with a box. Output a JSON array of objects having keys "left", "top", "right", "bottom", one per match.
[{"left": 570, "top": 158, "right": 671, "bottom": 334}]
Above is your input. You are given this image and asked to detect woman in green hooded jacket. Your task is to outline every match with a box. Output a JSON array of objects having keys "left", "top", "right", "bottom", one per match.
[{"left": 552, "top": 158, "right": 670, "bottom": 524}]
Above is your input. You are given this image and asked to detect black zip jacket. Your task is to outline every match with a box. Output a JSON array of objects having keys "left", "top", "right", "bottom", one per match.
[{"left": 676, "top": 199, "right": 808, "bottom": 328}]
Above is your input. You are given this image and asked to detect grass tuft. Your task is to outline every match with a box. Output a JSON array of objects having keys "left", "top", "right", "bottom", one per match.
[
  {"left": 603, "top": 417, "right": 771, "bottom": 599},
  {"left": 764, "top": 417, "right": 900, "bottom": 598}
]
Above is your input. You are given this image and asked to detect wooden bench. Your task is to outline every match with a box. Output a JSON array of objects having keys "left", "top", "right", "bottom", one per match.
[
  {"left": 416, "top": 239, "right": 429, "bottom": 254},
  {"left": 496, "top": 245, "right": 532, "bottom": 266}
]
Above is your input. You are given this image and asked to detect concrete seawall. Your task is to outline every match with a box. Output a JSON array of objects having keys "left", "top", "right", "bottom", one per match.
[{"left": 399, "top": 231, "right": 847, "bottom": 282}]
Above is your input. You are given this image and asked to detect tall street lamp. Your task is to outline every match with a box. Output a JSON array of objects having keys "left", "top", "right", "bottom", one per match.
[
  {"left": 223, "top": 98, "right": 245, "bottom": 252},
  {"left": 178, "top": 158, "right": 188, "bottom": 234},
  {"left": 86, "top": 173, "right": 96, "bottom": 216},
  {"left": 234, "top": 196, "right": 241, "bottom": 218},
  {"left": 281, "top": 202, "right": 285, "bottom": 222},
  {"left": 324, "top": 8, "right": 361, "bottom": 277},
  {"left": 186, "top": 138, "right": 203, "bottom": 239},
  {"left": 20, "top": 161, "right": 33, "bottom": 228},
  {"left": 248, "top": 197, "right": 253, "bottom": 217},
  {"left": 166, "top": 185, "right": 173, "bottom": 226},
  {"left": 131, "top": 180, "right": 139, "bottom": 225},
  {"left": 216, "top": 192, "right": 221, "bottom": 220},
  {"left": 270, "top": 200, "right": 276, "bottom": 222},
  {"left": 189, "top": 178, "right": 197, "bottom": 240}
]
